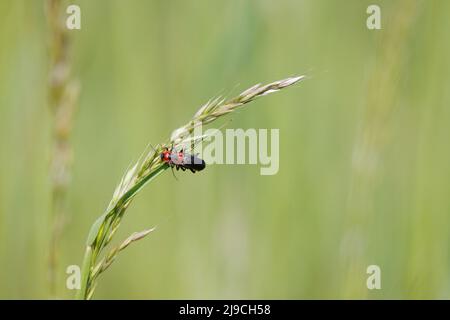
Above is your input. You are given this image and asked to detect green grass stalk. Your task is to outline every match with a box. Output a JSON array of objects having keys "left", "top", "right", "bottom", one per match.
[{"left": 77, "top": 76, "right": 305, "bottom": 299}]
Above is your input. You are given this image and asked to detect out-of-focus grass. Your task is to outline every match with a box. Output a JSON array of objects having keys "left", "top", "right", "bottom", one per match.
[{"left": 0, "top": 0, "right": 450, "bottom": 299}]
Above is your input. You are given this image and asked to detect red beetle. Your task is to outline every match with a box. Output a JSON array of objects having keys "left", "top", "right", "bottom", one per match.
[{"left": 160, "top": 147, "right": 205, "bottom": 173}]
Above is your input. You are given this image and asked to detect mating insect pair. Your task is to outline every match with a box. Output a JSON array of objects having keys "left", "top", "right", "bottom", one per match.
[{"left": 160, "top": 147, "right": 205, "bottom": 174}]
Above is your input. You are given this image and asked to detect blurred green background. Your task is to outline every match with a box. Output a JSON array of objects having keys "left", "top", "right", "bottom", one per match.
[{"left": 1, "top": 0, "right": 450, "bottom": 299}]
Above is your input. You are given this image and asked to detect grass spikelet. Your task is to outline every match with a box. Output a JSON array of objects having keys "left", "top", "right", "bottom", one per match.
[{"left": 77, "top": 75, "right": 305, "bottom": 299}]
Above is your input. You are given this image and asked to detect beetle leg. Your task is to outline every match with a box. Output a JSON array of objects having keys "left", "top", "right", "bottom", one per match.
[{"left": 170, "top": 166, "right": 178, "bottom": 181}]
